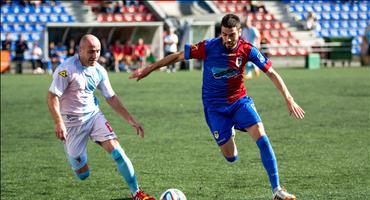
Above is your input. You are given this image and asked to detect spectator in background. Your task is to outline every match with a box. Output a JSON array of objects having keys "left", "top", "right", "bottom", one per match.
[
  {"left": 134, "top": 38, "right": 149, "bottom": 69},
  {"left": 2, "top": 33, "right": 13, "bottom": 51},
  {"left": 122, "top": 39, "right": 134, "bottom": 71},
  {"left": 111, "top": 40, "right": 124, "bottom": 72},
  {"left": 361, "top": 25, "right": 370, "bottom": 66},
  {"left": 31, "top": 42, "right": 44, "bottom": 74},
  {"left": 164, "top": 27, "right": 178, "bottom": 72},
  {"left": 125, "top": 0, "right": 139, "bottom": 7},
  {"left": 113, "top": 1, "right": 123, "bottom": 13},
  {"left": 250, "top": 1, "right": 268, "bottom": 14},
  {"left": 98, "top": 37, "right": 112, "bottom": 71},
  {"left": 241, "top": 16, "right": 261, "bottom": 79},
  {"left": 304, "top": 11, "right": 317, "bottom": 31},
  {"left": 14, "top": 34, "right": 28, "bottom": 74},
  {"left": 48, "top": 41, "right": 60, "bottom": 72},
  {"left": 55, "top": 41, "right": 67, "bottom": 63},
  {"left": 100, "top": 1, "right": 114, "bottom": 14},
  {"left": 67, "top": 39, "right": 77, "bottom": 57}
]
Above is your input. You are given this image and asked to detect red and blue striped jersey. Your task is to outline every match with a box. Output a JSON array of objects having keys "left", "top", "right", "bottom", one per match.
[{"left": 184, "top": 37, "right": 271, "bottom": 107}]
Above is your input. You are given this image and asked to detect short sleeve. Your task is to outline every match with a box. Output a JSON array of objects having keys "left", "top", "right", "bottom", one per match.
[
  {"left": 248, "top": 46, "right": 272, "bottom": 73},
  {"left": 184, "top": 40, "right": 206, "bottom": 60},
  {"left": 48, "top": 66, "right": 69, "bottom": 97},
  {"left": 97, "top": 67, "right": 115, "bottom": 99}
]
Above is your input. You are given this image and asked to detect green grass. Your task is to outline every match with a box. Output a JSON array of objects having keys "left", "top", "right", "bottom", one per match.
[{"left": 1, "top": 68, "right": 370, "bottom": 200}]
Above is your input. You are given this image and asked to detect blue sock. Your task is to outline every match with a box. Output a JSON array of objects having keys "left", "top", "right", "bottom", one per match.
[
  {"left": 111, "top": 147, "right": 139, "bottom": 195},
  {"left": 256, "top": 135, "right": 280, "bottom": 192}
]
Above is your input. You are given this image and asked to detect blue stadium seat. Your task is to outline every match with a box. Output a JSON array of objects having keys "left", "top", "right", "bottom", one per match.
[
  {"left": 35, "top": 24, "right": 45, "bottom": 32},
  {"left": 359, "top": 20, "right": 367, "bottom": 28},
  {"left": 340, "top": 21, "right": 349, "bottom": 28},
  {"left": 2, "top": 24, "right": 14, "bottom": 32},
  {"left": 1, "top": 5, "right": 12, "bottom": 14},
  {"left": 295, "top": 13, "right": 305, "bottom": 21},
  {"left": 321, "top": 21, "right": 330, "bottom": 29},
  {"left": 359, "top": 12, "right": 367, "bottom": 20},
  {"left": 28, "top": 14, "right": 38, "bottom": 23},
  {"left": 51, "top": 6, "right": 66, "bottom": 14},
  {"left": 320, "top": 29, "right": 329, "bottom": 37},
  {"left": 340, "top": 4, "right": 350, "bottom": 12},
  {"left": 359, "top": 3, "right": 368, "bottom": 12},
  {"left": 348, "top": 29, "right": 358, "bottom": 37},
  {"left": 339, "top": 12, "right": 349, "bottom": 20},
  {"left": 17, "top": 15, "right": 29, "bottom": 23},
  {"left": 12, "top": 6, "right": 24, "bottom": 14},
  {"left": 6, "top": 15, "right": 18, "bottom": 23},
  {"left": 13, "top": 24, "right": 25, "bottom": 32},
  {"left": 330, "top": 12, "right": 340, "bottom": 20},
  {"left": 38, "top": 15, "right": 50, "bottom": 23},
  {"left": 313, "top": 4, "right": 322, "bottom": 12},
  {"left": 24, "top": 5, "right": 35, "bottom": 14},
  {"left": 329, "top": 29, "right": 339, "bottom": 37},
  {"left": 322, "top": 3, "right": 331, "bottom": 12},
  {"left": 31, "top": 33, "right": 41, "bottom": 41},
  {"left": 49, "top": 14, "right": 60, "bottom": 22},
  {"left": 303, "top": 4, "right": 313, "bottom": 12},
  {"left": 1, "top": 15, "right": 8, "bottom": 23},
  {"left": 330, "top": 20, "right": 340, "bottom": 29},
  {"left": 331, "top": 4, "right": 341, "bottom": 12},
  {"left": 349, "top": 12, "right": 359, "bottom": 20},
  {"left": 24, "top": 24, "right": 36, "bottom": 32},
  {"left": 41, "top": 5, "right": 52, "bottom": 14},
  {"left": 321, "top": 12, "right": 331, "bottom": 20},
  {"left": 349, "top": 21, "right": 358, "bottom": 29},
  {"left": 339, "top": 29, "right": 349, "bottom": 37},
  {"left": 60, "top": 15, "right": 74, "bottom": 22}
]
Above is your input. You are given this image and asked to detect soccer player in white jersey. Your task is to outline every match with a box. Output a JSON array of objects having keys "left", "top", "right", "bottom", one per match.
[{"left": 47, "top": 34, "right": 155, "bottom": 200}]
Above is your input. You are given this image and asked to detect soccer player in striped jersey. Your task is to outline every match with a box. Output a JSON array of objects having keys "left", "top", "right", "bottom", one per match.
[
  {"left": 130, "top": 14, "right": 304, "bottom": 200},
  {"left": 47, "top": 34, "right": 155, "bottom": 200}
]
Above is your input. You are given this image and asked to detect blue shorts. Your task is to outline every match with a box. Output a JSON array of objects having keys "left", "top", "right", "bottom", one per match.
[{"left": 203, "top": 96, "right": 261, "bottom": 146}]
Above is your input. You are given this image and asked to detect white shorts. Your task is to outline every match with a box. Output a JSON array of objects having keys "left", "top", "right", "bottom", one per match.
[{"left": 64, "top": 111, "right": 117, "bottom": 158}]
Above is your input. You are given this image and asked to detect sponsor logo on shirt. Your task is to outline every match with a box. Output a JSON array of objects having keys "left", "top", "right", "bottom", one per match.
[
  {"left": 58, "top": 70, "right": 67, "bottom": 77},
  {"left": 212, "top": 67, "right": 239, "bottom": 79}
]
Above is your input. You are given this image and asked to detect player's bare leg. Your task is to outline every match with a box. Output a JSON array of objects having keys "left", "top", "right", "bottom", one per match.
[{"left": 219, "top": 135, "right": 238, "bottom": 162}]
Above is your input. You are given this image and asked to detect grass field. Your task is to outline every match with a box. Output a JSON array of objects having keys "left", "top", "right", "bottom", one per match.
[{"left": 1, "top": 68, "right": 370, "bottom": 200}]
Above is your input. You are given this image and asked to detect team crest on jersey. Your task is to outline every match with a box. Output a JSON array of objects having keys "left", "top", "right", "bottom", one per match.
[
  {"left": 213, "top": 131, "right": 219, "bottom": 139},
  {"left": 58, "top": 70, "right": 67, "bottom": 77},
  {"left": 236, "top": 57, "right": 243, "bottom": 67}
]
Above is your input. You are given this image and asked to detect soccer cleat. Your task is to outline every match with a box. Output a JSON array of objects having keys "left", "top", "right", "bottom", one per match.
[
  {"left": 132, "top": 189, "right": 156, "bottom": 200},
  {"left": 272, "top": 188, "right": 296, "bottom": 200}
]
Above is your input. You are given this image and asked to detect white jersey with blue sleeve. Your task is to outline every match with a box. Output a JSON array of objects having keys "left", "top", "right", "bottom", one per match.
[{"left": 49, "top": 55, "right": 115, "bottom": 127}]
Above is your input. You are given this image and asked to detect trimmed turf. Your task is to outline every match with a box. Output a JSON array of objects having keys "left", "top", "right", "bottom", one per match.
[{"left": 1, "top": 68, "right": 369, "bottom": 200}]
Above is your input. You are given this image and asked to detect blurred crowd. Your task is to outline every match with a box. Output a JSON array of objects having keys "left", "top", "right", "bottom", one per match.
[{"left": 1, "top": 33, "right": 153, "bottom": 74}]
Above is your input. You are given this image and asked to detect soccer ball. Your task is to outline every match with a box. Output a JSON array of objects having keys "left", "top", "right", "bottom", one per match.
[{"left": 159, "top": 188, "right": 187, "bottom": 200}]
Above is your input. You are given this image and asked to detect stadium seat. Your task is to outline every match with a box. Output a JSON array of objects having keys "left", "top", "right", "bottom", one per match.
[
  {"left": 330, "top": 12, "right": 340, "bottom": 20},
  {"left": 18, "top": 15, "right": 29, "bottom": 23},
  {"left": 41, "top": 5, "right": 52, "bottom": 14},
  {"left": 313, "top": 4, "right": 322, "bottom": 12},
  {"left": 24, "top": 24, "right": 36, "bottom": 32},
  {"left": 39, "top": 15, "right": 49, "bottom": 23},
  {"left": 13, "top": 24, "right": 25, "bottom": 32},
  {"left": 28, "top": 14, "right": 39, "bottom": 23},
  {"left": 114, "top": 14, "right": 124, "bottom": 22},
  {"left": 339, "top": 12, "right": 349, "bottom": 20},
  {"left": 349, "top": 13, "right": 359, "bottom": 20}
]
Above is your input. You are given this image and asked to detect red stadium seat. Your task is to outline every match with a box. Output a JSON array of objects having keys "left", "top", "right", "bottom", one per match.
[{"left": 114, "top": 14, "right": 124, "bottom": 22}]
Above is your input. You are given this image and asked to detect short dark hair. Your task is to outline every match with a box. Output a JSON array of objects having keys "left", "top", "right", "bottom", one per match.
[{"left": 221, "top": 14, "right": 241, "bottom": 29}]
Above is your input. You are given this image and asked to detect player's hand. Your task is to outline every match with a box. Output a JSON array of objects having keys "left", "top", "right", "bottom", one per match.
[
  {"left": 55, "top": 122, "right": 67, "bottom": 141},
  {"left": 286, "top": 99, "right": 305, "bottom": 119},
  {"left": 129, "top": 66, "right": 152, "bottom": 81},
  {"left": 128, "top": 119, "right": 145, "bottom": 138}
]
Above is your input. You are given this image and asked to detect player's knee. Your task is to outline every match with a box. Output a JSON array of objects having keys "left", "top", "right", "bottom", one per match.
[
  {"left": 76, "top": 169, "right": 90, "bottom": 180},
  {"left": 225, "top": 155, "right": 238, "bottom": 163}
]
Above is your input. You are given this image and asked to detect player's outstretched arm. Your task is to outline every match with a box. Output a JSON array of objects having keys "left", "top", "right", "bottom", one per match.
[
  {"left": 106, "top": 95, "right": 144, "bottom": 138},
  {"left": 129, "top": 51, "right": 185, "bottom": 81},
  {"left": 265, "top": 68, "right": 305, "bottom": 119},
  {"left": 47, "top": 92, "right": 67, "bottom": 141}
]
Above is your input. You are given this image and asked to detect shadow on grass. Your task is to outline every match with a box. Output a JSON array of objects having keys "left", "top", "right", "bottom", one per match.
[{"left": 111, "top": 198, "right": 132, "bottom": 200}]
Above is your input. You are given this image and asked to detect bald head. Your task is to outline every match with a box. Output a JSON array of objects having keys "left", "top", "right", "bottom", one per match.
[{"left": 79, "top": 34, "right": 101, "bottom": 67}]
